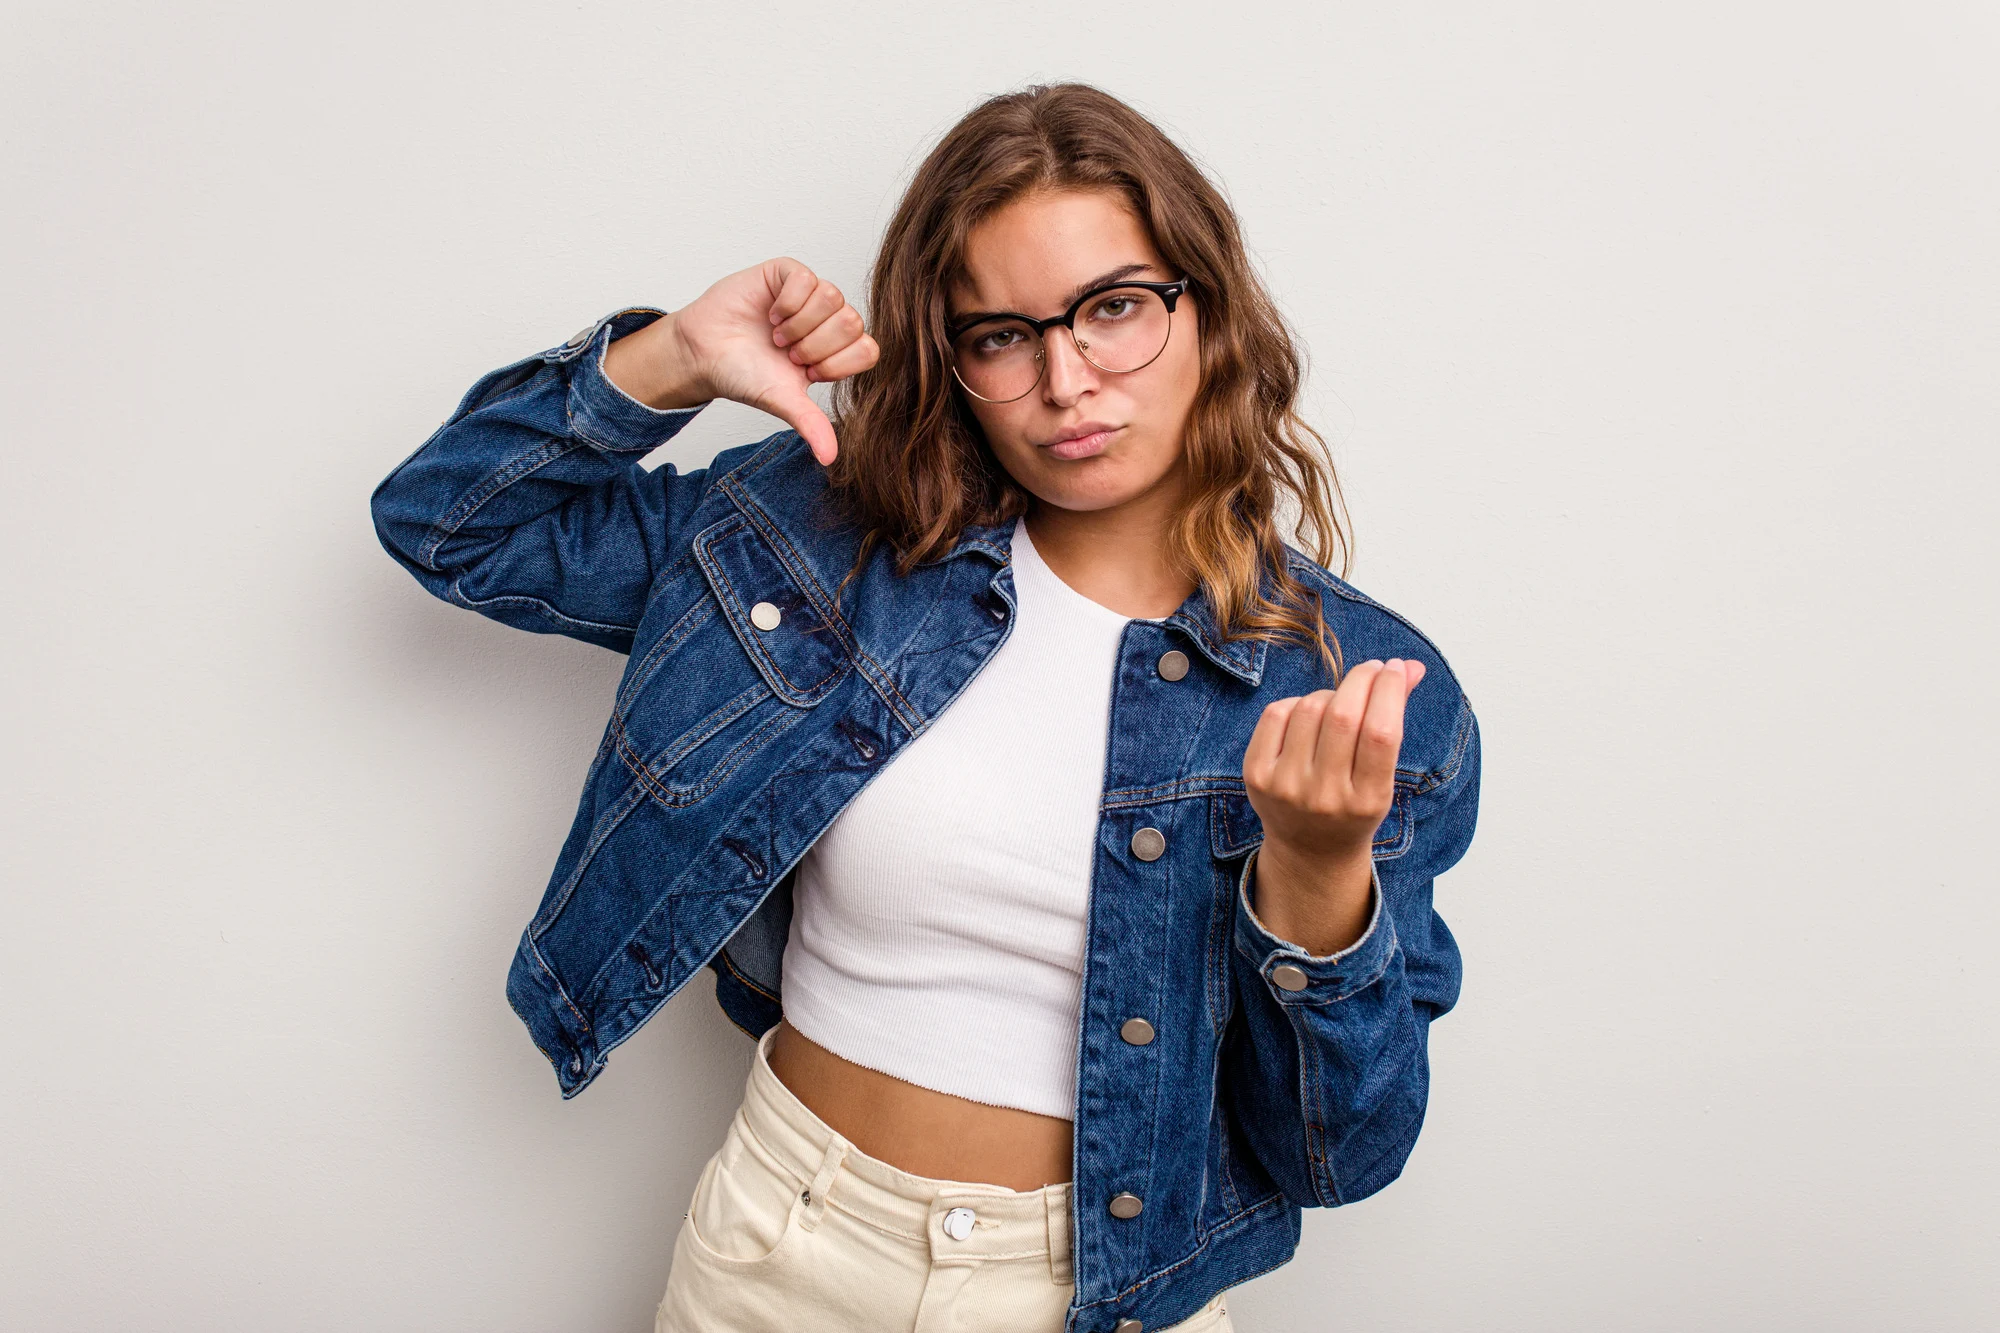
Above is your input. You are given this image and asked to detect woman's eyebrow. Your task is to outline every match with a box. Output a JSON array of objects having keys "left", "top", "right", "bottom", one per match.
[{"left": 950, "top": 262, "right": 1159, "bottom": 327}]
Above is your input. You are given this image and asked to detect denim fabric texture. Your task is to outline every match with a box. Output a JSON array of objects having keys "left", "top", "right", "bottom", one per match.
[{"left": 369, "top": 307, "right": 1483, "bottom": 1333}]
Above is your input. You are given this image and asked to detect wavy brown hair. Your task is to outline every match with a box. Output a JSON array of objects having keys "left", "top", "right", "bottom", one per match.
[{"left": 825, "top": 81, "right": 1351, "bottom": 679}]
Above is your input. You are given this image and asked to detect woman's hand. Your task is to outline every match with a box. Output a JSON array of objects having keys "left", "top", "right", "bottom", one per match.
[
  {"left": 1239, "top": 658, "right": 1426, "bottom": 957},
  {"left": 603, "top": 257, "right": 879, "bottom": 466}
]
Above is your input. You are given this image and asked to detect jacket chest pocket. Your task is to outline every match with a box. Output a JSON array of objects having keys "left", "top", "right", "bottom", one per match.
[
  {"left": 1207, "top": 779, "right": 1413, "bottom": 865},
  {"left": 608, "top": 511, "right": 852, "bottom": 806}
]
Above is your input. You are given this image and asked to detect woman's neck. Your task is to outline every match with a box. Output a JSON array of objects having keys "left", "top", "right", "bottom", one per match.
[{"left": 1022, "top": 490, "right": 1196, "bottom": 621}]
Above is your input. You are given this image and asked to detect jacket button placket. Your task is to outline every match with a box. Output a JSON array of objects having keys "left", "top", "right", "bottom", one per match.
[{"left": 1110, "top": 825, "right": 1163, "bottom": 1249}]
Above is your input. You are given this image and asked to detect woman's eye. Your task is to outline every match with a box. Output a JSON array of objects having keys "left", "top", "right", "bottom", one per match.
[{"left": 1092, "top": 296, "right": 1137, "bottom": 319}]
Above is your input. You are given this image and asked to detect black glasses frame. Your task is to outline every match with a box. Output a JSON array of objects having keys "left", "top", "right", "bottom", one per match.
[{"left": 945, "top": 276, "right": 1190, "bottom": 403}]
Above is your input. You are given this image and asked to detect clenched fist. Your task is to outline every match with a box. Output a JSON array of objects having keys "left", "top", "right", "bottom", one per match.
[{"left": 603, "top": 257, "right": 879, "bottom": 466}]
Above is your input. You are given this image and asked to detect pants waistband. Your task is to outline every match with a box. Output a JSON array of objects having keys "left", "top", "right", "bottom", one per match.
[{"left": 740, "top": 1024, "right": 1074, "bottom": 1284}]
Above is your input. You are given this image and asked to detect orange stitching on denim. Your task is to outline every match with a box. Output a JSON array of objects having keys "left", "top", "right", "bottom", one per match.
[
  {"left": 625, "top": 680, "right": 768, "bottom": 779},
  {"left": 614, "top": 595, "right": 717, "bottom": 718},
  {"left": 1086, "top": 1191, "right": 1289, "bottom": 1309},
  {"left": 611, "top": 697, "right": 805, "bottom": 810},
  {"left": 717, "top": 948, "right": 781, "bottom": 1003},
  {"left": 699, "top": 522, "right": 843, "bottom": 701},
  {"left": 727, "top": 484, "right": 851, "bottom": 637},
  {"left": 721, "top": 478, "right": 923, "bottom": 727},
  {"left": 423, "top": 435, "right": 573, "bottom": 565},
  {"left": 524, "top": 934, "right": 593, "bottom": 1037},
  {"left": 530, "top": 776, "right": 648, "bottom": 936},
  {"left": 1103, "top": 775, "right": 1243, "bottom": 808}
]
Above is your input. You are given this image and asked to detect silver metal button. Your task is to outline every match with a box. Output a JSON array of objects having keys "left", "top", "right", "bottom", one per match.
[
  {"left": 941, "top": 1206, "right": 976, "bottom": 1240},
  {"left": 1156, "top": 649, "right": 1189, "bottom": 681},
  {"left": 1120, "top": 1017, "right": 1155, "bottom": 1045},
  {"left": 1115, "top": 1321, "right": 1144, "bottom": 1333},
  {"left": 749, "top": 601, "right": 782, "bottom": 631},
  {"left": 1129, "top": 826, "right": 1166, "bottom": 861},
  {"left": 564, "top": 323, "right": 595, "bottom": 349},
  {"left": 1271, "top": 963, "right": 1310, "bottom": 992},
  {"left": 1108, "top": 1192, "right": 1144, "bottom": 1219}
]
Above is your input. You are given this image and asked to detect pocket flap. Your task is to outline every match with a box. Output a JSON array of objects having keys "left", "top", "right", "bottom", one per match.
[
  {"left": 1209, "top": 783, "right": 1414, "bottom": 860},
  {"left": 693, "top": 513, "right": 851, "bottom": 707},
  {"left": 1209, "top": 787, "right": 1264, "bottom": 860}
]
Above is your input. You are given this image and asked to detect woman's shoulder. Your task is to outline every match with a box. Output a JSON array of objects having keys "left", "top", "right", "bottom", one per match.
[
  {"left": 674, "top": 428, "right": 851, "bottom": 546},
  {"left": 1268, "top": 547, "right": 1479, "bottom": 791},
  {"left": 691, "top": 426, "right": 811, "bottom": 492},
  {"left": 1279, "top": 550, "right": 1467, "bottom": 688}
]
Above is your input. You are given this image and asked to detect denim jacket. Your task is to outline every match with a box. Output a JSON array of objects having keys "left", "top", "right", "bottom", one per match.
[{"left": 369, "top": 306, "right": 1482, "bottom": 1333}]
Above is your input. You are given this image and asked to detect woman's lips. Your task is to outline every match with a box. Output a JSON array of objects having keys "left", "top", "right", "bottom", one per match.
[{"left": 1044, "top": 427, "right": 1119, "bottom": 460}]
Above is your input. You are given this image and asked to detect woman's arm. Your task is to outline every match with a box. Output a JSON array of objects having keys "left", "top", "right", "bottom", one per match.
[
  {"left": 368, "top": 259, "right": 877, "bottom": 652},
  {"left": 1224, "top": 692, "right": 1481, "bottom": 1207},
  {"left": 368, "top": 308, "right": 718, "bottom": 654}
]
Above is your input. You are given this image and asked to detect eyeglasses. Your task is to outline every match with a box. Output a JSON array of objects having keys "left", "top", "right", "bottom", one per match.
[{"left": 945, "top": 276, "right": 1190, "bottom": 403}]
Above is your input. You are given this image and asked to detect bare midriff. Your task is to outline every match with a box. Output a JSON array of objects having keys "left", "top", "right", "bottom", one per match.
[{"left": 765, "top": 1019, "right": 1073, "bottom": 1192}]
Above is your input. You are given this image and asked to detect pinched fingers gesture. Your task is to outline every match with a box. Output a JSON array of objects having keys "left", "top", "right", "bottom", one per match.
[{"left": 1241, "top": 658, "right": 1427, "bottom": 863}]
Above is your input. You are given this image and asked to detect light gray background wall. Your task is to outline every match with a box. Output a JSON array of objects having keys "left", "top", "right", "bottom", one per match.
[{"left": 5, "top": 3, "right": 1995, "bottom": 1329}]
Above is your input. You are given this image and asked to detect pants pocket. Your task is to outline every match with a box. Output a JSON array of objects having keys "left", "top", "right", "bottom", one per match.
[{"left": 683, "top": 1115, "right": 809, "bottom": 1267}]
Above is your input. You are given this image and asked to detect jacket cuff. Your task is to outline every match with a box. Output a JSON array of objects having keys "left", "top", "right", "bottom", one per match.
[
  {"left": 1233, "top": 845, "right": 1399, "bottom": 1004},
  {"left": 559, "top": 307, "right": 711, "bottom": 454}
]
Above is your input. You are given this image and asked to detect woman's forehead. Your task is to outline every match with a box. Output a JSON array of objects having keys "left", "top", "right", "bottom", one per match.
[{"left": 951, "top": 191, "right": 1166, "bottom": 315}]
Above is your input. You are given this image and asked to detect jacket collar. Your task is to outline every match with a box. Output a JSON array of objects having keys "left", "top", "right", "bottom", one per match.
[
  {"left": 724, "top": 445, "right": 1269, "bottom": 689},
  {"left": 933, "top": 519, "right": 1270, "bottom": 688}
]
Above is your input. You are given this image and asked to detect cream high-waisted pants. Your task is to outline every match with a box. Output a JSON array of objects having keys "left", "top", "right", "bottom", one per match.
[{"left": 655, "top": 1024, "right": 1234, "bottom": 1333}]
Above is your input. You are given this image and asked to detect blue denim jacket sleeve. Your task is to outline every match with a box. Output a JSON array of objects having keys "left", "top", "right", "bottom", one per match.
[
  {"left": 368, "top": 308, "right": 714, "bottom": 654},
  {"left": 1225, "top": 694, "right": 1480, "bottom": 1207}
]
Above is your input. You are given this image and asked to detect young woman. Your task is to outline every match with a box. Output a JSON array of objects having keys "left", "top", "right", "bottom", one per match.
[{"left": 371, "top": 83, "right": 1480, "bottom": 1333}]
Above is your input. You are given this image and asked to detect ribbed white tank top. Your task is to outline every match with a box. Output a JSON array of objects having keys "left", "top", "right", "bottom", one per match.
[{"left": 780, "top": 516, "right": 1162, "bottom": 1120}]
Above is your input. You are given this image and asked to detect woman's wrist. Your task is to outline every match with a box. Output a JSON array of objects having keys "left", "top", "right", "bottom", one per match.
[
  {"left": 601, "top": 309, "right": 713, "bottom": 411},
  {"left": 1248, "top": 839, "right": 1376, "bottom": 958}
]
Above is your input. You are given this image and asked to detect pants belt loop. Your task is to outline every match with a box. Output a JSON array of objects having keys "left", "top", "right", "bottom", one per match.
[
  {"left": 1045, "top": 1183, "right": 1074, "bottom": 1285},
  {"left": 798, "top": 1136, "right": 847, "bottom": 1233}
]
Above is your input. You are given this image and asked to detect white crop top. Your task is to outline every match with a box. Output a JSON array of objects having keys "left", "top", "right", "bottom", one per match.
[{"left": 779, "top": 516, "right": 1163, "bottom": 1121}]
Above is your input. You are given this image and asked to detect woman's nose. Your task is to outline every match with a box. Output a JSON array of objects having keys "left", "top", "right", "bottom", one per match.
[{"left": 1040, "top": 326, "right": 1098, "bottom": 404}]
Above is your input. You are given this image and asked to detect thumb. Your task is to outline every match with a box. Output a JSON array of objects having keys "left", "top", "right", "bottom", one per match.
[{"left": 763, "top": 383, "right": 839, "bottom": 466}]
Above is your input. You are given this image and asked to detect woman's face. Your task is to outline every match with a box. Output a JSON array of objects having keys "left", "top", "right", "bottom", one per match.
[{"left": 948, "top": 188, "right": 1201, "bottom": 518}]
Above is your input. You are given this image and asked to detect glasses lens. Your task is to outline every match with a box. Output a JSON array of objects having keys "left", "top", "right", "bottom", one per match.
[
  {"left": 1072, "top": 287, "right": 1171, "bottom": 374},
  {"left": 952, "top": 318, "right": 1042, "bottom": 401},
  {"left": 949, "top": 287, "right": 1174, "bottom": 401}
]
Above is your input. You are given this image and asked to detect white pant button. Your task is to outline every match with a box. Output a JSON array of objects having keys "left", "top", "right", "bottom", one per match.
[{"left": 941, "top": 1206, "right": 976, "bottom": 1240}]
